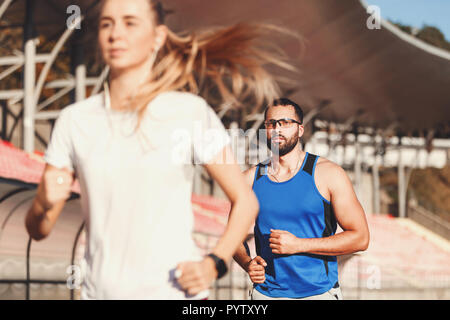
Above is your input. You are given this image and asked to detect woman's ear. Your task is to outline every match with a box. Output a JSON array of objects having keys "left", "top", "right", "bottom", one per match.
[{"left": 154, "top": 25, "right": 168, "bottom": 50}]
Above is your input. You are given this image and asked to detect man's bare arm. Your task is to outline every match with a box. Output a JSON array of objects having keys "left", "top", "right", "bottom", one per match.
[{"left": 269, "top": 162, "right": 370, "bottom": 256}]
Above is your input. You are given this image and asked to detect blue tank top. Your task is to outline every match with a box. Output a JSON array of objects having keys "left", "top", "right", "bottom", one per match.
[{"left": 252, "top": 152, "right": 339, "bottom": 298}]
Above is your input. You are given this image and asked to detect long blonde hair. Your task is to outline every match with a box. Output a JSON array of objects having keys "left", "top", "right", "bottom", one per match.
[{"left": 98, "top": 0, "right": 301, "bottom": 127}]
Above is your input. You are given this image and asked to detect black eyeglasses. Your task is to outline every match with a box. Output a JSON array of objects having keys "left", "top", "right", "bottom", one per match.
[{"left": 264, "top": 118, "right": 302, "bottom": 129}]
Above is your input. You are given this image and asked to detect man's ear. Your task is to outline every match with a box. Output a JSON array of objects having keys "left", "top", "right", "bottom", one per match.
[{"left": 298, "top": 125, "right": 305, "bottom": 139}]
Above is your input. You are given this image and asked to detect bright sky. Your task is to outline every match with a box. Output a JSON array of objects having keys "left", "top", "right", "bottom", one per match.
[{"left": 366, "top": 0, "right": 450, "bottom": 41}]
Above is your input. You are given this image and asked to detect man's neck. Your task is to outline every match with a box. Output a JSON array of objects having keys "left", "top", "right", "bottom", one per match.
[{"left": 270, "top": 146, "right": 305, "bottom": 175}]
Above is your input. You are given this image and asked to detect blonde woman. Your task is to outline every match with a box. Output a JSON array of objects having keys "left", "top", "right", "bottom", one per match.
[{"left": 25, "top": 0, "right": 294, "bottom": 299}]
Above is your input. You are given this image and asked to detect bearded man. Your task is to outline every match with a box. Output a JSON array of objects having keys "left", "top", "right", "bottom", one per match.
[{"left": 233, "top": 98, "right": 370, "bottom": 300}]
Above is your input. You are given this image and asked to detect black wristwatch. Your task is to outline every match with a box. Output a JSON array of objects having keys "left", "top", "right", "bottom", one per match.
[{"left": 207, "top": 253, "right": 228, "bottom": 279}]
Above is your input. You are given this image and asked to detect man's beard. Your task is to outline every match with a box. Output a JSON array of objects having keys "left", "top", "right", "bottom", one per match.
[{"left": 267, "top": 132, "right": 299, "bottom": 157}]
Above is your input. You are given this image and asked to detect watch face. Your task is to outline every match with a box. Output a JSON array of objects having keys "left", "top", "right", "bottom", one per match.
[
  {"left": 208, "top": 254, "right": 228, "bottom": 279},
  {"left": 217, "top": 259, "right": 227, "bottom": 278}
]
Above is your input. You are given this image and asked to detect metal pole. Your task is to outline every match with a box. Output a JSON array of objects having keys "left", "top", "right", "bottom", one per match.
[
  {"left": 398, "top": 137, "right": 406, "bottom": 218},
  {"left": 75, "top": 65, "right": 86, "bottom": 102},
  {"left": 309, "top": 131, "right": 317, "bottom": 155},
  {"left": 26, "top": 237, "right": 32, "bottom": 300},
  {"left": 91, "top": 66, "right": 110, "bottom": 96},
  {"left": 0, "top": 0, "right": 14, "bottom": 20},
  {"left": 72, "top": 29, "right": 86, "bottom": 102},
  {"left": 326, "top": 123, "right": 333, "bottom": 159},
  {"left": 354, "top": 131, "right": 362, "bottom": 200},
  {"left": 33, "top": 15, "right": 83, "bottom": 107},
  {"left": 193, "top": 167, "right": 199, "bottom": 194},
  {"left": 70, "top": 222, "right": 85, "bottom": 300},
  {"left": 372, "top": 150, "right": 381, "bottom": 214},
  {"left": 1, "top": 100, "right": 7, "bottom": 141},
  {"left": 23, "top": 0, "right": 36, "bottom": 152}
]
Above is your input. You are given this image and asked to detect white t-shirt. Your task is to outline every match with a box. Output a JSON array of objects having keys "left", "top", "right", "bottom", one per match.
[{"left": 44, "top": 90, "right": 231, "bottom": 299}]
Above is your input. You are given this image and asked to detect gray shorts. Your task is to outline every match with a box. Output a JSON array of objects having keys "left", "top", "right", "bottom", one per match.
[{"left": 251, "top": 286, "right": 343, "bottom": 300}]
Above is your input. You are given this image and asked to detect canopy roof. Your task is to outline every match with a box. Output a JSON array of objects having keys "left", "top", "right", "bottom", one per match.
[{"left": 2, "top": 0, "right": 450, "bottom": 132}]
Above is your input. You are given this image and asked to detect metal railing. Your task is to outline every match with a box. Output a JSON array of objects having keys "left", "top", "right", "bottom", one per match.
[{"left": 0, "top": 181, "right": 82, "bottom": 300}]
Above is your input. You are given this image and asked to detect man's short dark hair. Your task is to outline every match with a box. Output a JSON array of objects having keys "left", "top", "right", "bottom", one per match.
[{"left": 264, "top": 98, "right": 304, "bottom": 124}]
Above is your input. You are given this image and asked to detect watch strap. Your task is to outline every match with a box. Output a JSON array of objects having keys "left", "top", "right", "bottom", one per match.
[{"left": 207, "top": 253, "right": 228, "bottom": 279}]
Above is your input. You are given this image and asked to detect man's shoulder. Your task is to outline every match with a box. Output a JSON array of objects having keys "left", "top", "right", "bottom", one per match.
[
  {"left": 315, "top": 156, "right": 346, "bottom": 176},
  {"left": 315, "top": 156, "right": 351, "bottom": 192}
]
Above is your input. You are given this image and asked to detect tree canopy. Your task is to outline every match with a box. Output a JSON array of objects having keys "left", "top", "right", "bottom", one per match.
[{"left": 390, "top": 20, "right": 450, "bottom": 53}]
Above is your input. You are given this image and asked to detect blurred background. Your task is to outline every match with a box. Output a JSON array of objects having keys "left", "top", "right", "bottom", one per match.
[{"left": 0, "top": 0, "right": 449, "bottom": 300}]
